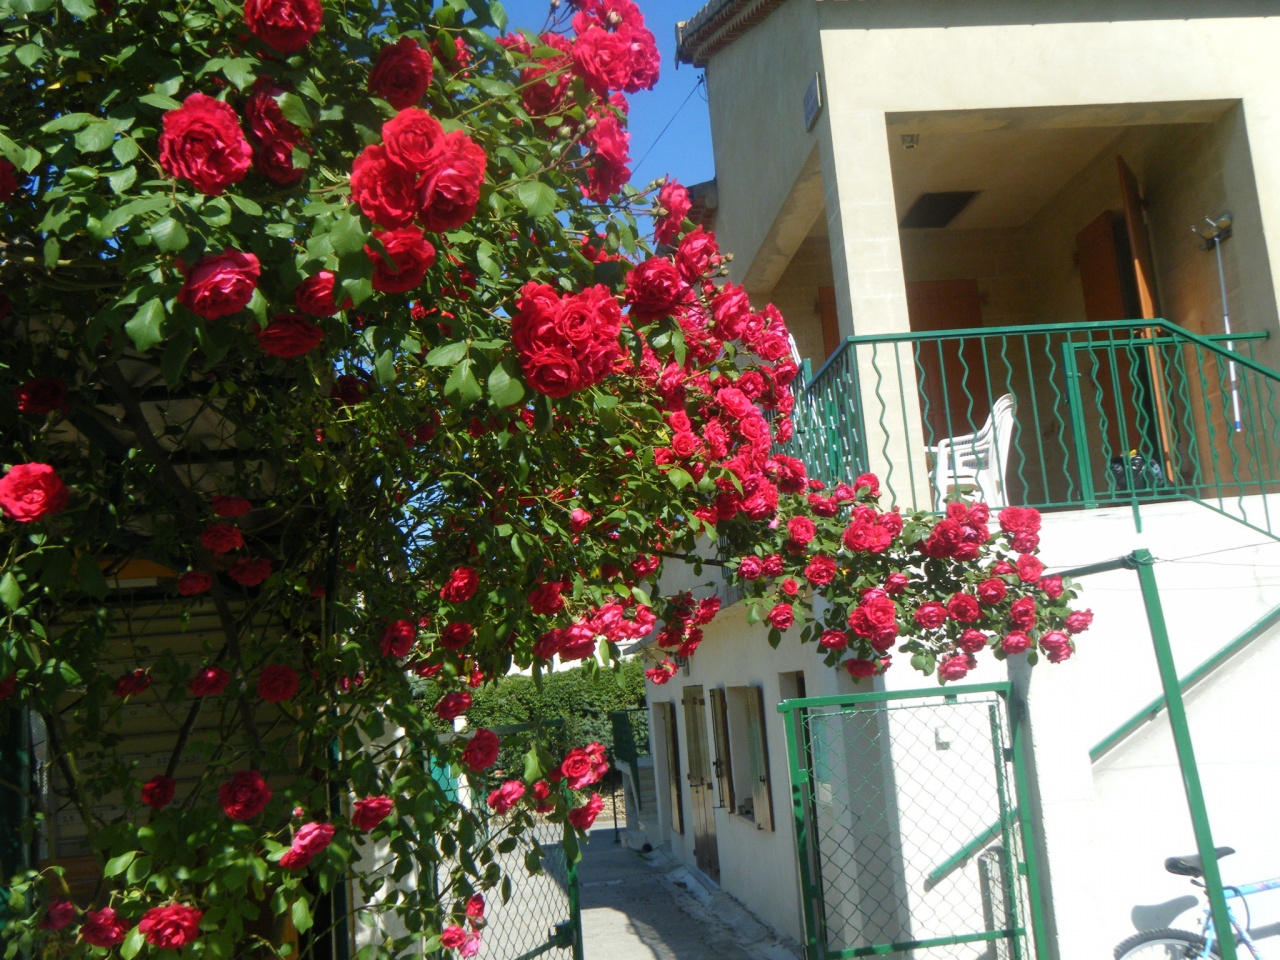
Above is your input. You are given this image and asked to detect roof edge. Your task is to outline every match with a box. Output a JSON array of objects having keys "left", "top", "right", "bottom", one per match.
[{"left": 676, "top": 0, "right": 789, "bottom": 68}]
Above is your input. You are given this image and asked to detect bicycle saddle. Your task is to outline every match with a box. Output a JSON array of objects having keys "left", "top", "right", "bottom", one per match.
[{"left": 1164, "top": 846, "right": 1236, "bottom": 877}]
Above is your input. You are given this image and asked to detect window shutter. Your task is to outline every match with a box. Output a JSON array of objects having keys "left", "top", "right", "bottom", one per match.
[
  {"left": 746, "top": 686, "right": 775, "bottom": 832},
  {"left": 654, "top": 702, "right": 684, "bottom": 835},
  {"left": 709, "top": 688, "right": 734, "bottom": 811}
]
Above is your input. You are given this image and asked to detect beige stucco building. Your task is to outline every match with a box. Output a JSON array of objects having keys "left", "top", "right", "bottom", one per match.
[{"left": 627, "top": 3, "right": 1280, "bottom": 958}]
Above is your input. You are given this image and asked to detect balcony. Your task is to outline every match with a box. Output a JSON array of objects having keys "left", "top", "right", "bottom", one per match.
[{"left": 783, "top": 319, "right": 1280, "bottom": 537}]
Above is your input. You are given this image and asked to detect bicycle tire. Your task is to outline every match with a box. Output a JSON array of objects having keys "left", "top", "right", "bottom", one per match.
[{"left": 1113, "top": 928, "right": 1214, "bottom": 959}]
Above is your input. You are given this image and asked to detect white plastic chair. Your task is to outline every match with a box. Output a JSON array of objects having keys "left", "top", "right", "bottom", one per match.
[{"left": 927, "top": 394, "right": 1017, "bottom": 508}]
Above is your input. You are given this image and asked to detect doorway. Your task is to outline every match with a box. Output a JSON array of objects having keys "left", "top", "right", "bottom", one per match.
[{"left": 681, "top": 685, "right": 720, "bottom": 882}]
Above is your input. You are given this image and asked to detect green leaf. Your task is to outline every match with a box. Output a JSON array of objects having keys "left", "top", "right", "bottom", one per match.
[
  {"left": 107, "top": 166, "right": 136, "bottom": 194},
  {"left": 104, "top": 850, "right": 137, "bottom": 877},
  {"left": 666, "top": 466, "right": 693, "bottom": 490},
  {"left": 78, "top": 555, "right": 109, "bottom": 598},
  {"left": 124, "top": 298, "right": 166, "bottom": 353},
  {"left": 444, "top": 358, "right": 483, "bottom": 405},
  {"left": 138, "top": 93, "right": 182, "bottom": 111},
  {"left": 424, "top": 341, "right": 467, "bottom": 367},
  {"left": 16, "top": 44, "right": 45, "bottom": 68},
  {"left": 120, "top": 926, "right": 145, "bottom": 960},
  {"left": 373, "top": 349, "right": 396, "bottom": 385},
  {"left": 330, "top": 212, "right": 366, "bottom": 257},
  {"left": 229, "top": 194, "right": 262, "bottom": 216},
  {"left": 41, "top": 112, "right": 95, "bottom": 133},
  {"left": 276, "top": 93, "right": 313, "bottom": 130},
  {"left": 60, "top": 0, "right": 96, "bottom": 16},
  {"left": 522, "top": 746, "right": 545, "bottom": 783},
  {"left": 0, "top": 573, "right": 21, "bottom": 612},
  {"left": 161, "top": 331, "right": 194, "bottom": 385},
  {"left": 148, "top": 216, "right": 188, "bottom": 252},
  {"left": 513, "top": 180, "right": 557, "bottom": 218},
  {"left": 291, "top": 897, "right": 313, "bottom": 934},
  {"left": 489, "top": 0, "right": 508, "bottom": 30},
  {"left": 221, "top": 57, "right": 258, "bottom": 91},
  {"left": 487, "top": 360, "right": 524, "bottom": 408},
  {"left": 111, "top": 136, "right": 140, "bottom": 163}
]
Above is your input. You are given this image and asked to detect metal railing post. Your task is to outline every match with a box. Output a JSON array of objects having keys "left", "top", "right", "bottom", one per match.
[{"left": 1131, "top": 548, "right": 1237, "bottom": 960}]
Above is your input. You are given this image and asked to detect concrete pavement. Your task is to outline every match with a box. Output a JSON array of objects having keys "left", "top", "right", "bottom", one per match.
[{"left": 577, "top": 827, "right": 802, "bottom": 960}]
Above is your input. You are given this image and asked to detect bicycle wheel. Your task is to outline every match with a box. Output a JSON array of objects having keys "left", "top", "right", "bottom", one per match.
[{"left": 1114, "top": 928, "right": 1212, "bottom": 959}]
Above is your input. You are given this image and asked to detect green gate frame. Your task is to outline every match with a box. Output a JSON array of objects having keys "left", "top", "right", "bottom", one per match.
[{"left": 777, "top": 681, "right": 1049, "bottom": 960}]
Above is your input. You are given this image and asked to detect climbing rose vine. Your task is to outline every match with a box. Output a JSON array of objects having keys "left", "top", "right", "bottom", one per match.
[{"left": 0, "top": 0, "right": 1088, "bottom": 955}]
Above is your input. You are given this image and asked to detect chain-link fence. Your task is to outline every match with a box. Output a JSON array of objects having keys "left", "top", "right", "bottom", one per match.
[{"left": 781, "top": 684, "right": 1036, "bottom": 960}]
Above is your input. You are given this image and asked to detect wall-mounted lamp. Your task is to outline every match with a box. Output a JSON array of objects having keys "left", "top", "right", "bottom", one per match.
[{"left": 900, "top": 133, "right": 920, "bottom": 150}]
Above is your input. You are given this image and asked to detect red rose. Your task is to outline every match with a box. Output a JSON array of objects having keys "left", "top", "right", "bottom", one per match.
[
  {"left": 81, "top": 907, "right": 129, "bottom": 947},
  {"left": 177, "top": 250, "right": 260, "bottom": 319},
  {"left": 819, "top": 629, "right": 848, "bottom": 650},
  {"left": 938, "top": 654, "right": 974, "bottom": 682},
  {"left": 189, "top": 665, "right": 230, "bottom": 696},
  {"left": 624, "top": 258, "right": 688, "bottom": 323},
  {"left": 113, "top": 669, "right": 152, "bottom": 698},
  {"left": 843, "top": 658, "right": 879, "bottom": 679},
  {"left": 1016, "top": 553, "right": 1046, "bottom": 584},
  {"left": 487, "top": 780, "right": 525, "bottom": 814},
  {"left": 200, "top": 523, "right": 243, "bottom": 554},
  {"left": 441, "top": 926, "right": 468, "bottom": 950},
  {"left": 787, "top": 516, "right": 816, "bottom": 546},
  {"left": 440, "top": 621, "right": 473, "bottom": 651},
  {"left": 1009, "top": 596, "right": 1037, "bottom": 629},
  {"left": 766, "top": 602, "right": 794, "bottom": 630},
  {"left": 1002, "top": 631, "right": 1032, "bottom": 655},
  {"left": 141, "top": 775, "right": 176, "bottom": 810},
  {"left": 212, "top": 495, "right": 253, "bottom": 517},
  {"left": 255, "top": 313, "right": 324, "bottom": 358},
  {"left": 228, "top": 556, "right": 272, "bottom": 587},
  {"left": 295, "top": 271, "right": 351, "bottom": 316},
  {"left": 0, "top": 158, "right": 19, "bottom": 202},
  {"left": 366, "top": 227, "right": 435, "bottom": 293},
  {"left": 462, "top": 728, "right": 500, "bottom": 771},
  {"left": 159, "top": 94, "right": 252, "bottom": 196},
  {"left": 440, "top": 566, "right": 479, "bottom": 603},
  {"left": 1038, "top": 575, "right": 1064, "bottom": 599},
  {"left": 381, "top": 619, "right": 417, "bottom": 657},
  {"left": 219, "top": 769, "right": 272, "bottom": 820},
  {"left": 418, "top": 131, "right": 486, "bottom": 233},
  {"left": 654, "top": 180, "right": 691, "bottom": 245},
  {"left": 350, "top": 143, "right": 419, "bottom": 228},
  {"left": 800, "top": 555, "right": 835, "bottom": 586},
  {"left": 528, "top": 581, "right": 565, "bottom": 615},
  {"left": 568, "top": 793, "right": 605, "bottom": 830},
  {"left": 1065, "top": 608, "right": 1094, "bottom": 634},
  {"left": 351, "top": 795, "right": 394, "bottom": 831},
  {"left": 435, "top": 690, "right": 472, "bottom": 721},
  {"left": 998, "top": 506, "right": 1042, "bottom": 536},
  {"left": 138, "top": 904, "right": 203, "bottom": 949},
  {"left": 1039, "top": 629, "right": 1074, "bottom": 663},
  {"left": 0, "top": 674, "right": 17, "bottom": 700},
  {"left": 738, "top": 556, "right": 763, "bottom": 580},
  {"left": 560, "top": 743, "right": 608, "bottom": 789},
  {"left": 40, "top": 900, "right": 76, "bottom": 931},
  {"left": 244, "top": 78, "right": 305, "bottom": 185},
  {"left": 848, "top": 596, "right": 899, "bottom": 650},
  {"left": 466, "top": 894, "right": 485, "bottom": 923},
  {"left": 0, "top": 463, "right": 69, "bottom": 522},
  {"left": 958, "top": 629, "right": 988, "bottom": 653},
  {"left": 976, "top": 577, "right": 1007, "bottom": 605},
  {"left": 913, "top": 602, "right": 948, "bottom": 630},
  {"left": 257, "top": 664, "right": 299, "bottom": 702},
  {"left": 946, "top": 593, "right": 982, "bottom": 623},
  {"left": 884, "top": 572, "right": 910, "bottom": 595},
  {"left": 292, "top": 821, "right": 335, "bottom": 857},
  {"left": 381, "top": 107, "right": 444, "bottom": 170},
  {"left": 330, "top": 375, "right": 368, "bottom": 406},
  {"left": 15, "top": 377, "right": 69, "bottom": 415},
  {"left": 369, "top": 37, "right": 434, "bottom": 109},
  {"left": 243, "top": 0, "right": 323, "bottom": 52}
]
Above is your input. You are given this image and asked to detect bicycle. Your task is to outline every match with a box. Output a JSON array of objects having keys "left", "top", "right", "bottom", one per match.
[{"left": 1114, "top": 846, "right": 1280, "bottom": 958}]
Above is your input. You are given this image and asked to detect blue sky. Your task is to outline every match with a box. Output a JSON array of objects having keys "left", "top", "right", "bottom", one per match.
[{"left": 499, "top": 0, "right": 717, "bottom": 191}]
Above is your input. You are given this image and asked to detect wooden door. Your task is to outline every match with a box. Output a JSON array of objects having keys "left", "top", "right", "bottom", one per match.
[
  {"left": 905, "top": 279, "right": 989, "bottom": 445},
  {"left": 1119, "top": 156, "right": 1177, "bottom": 479},
  {"left": 654, "top": 702, "right": 683, "bottom": 837},
  {"left": 682, "top": 685, "right": 719, "bottom": 882}
]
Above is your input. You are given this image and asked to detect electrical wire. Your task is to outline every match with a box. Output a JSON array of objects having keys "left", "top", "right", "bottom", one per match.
[{"left": 631, "top": 74, "right": 706, "bottom": 179}]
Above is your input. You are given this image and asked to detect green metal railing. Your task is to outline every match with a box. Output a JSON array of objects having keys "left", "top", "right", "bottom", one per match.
[
  {"left": 609, "top": 708, "right": 650, "bottom": 812},
  {"left": 783, "top": 319, "right": 1280, "bottom": 535},
  {"left": 779, "top": 683, "right": 1046, "bottom": 960}
]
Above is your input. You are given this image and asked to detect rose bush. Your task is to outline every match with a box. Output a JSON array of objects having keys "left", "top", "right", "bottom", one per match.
[{"left": 0, "top": 0, "right": 1090, "bottom": 953}]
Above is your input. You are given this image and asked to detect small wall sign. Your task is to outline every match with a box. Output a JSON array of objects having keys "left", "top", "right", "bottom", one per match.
[{"left": 804, "top": 73, "right": 823, "bottom": 131}]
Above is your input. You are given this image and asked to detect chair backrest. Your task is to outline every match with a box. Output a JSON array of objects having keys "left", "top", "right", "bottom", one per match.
[{"left": 982, "top": 393, "right": 1017, "bottom": 502}]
